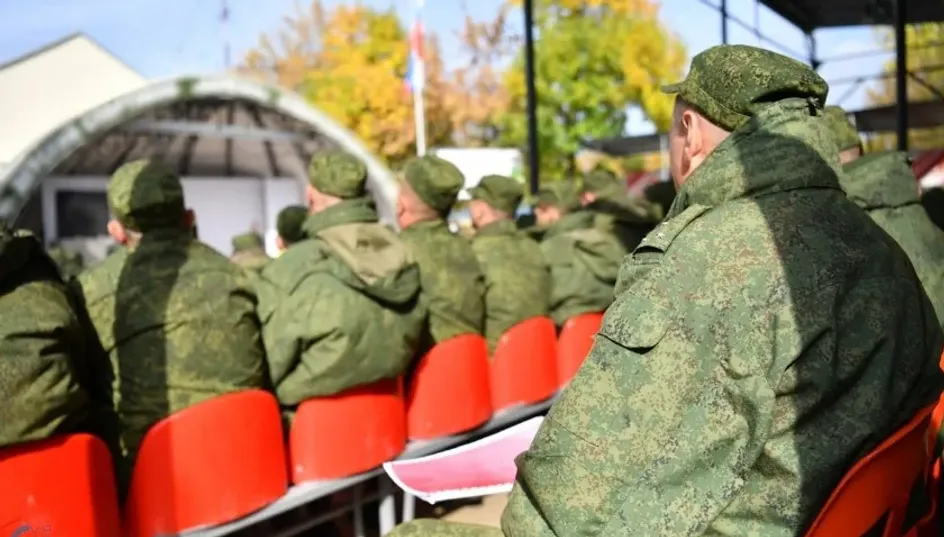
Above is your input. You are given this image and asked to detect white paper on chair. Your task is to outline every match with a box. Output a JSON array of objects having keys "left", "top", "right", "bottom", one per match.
[{"left": 382, "top": 416, "right": 544, "bottom": 505}]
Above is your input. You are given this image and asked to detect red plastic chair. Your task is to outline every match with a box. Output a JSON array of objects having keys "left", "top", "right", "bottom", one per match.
[
  {"left": 407, "top": 334, "right": 493, "bottom": 440},
  {"left": 556, "top": 312, "right": 604, "bottom": 387},
  {"left": 123, "top": 389, "right": 288, "bottom": 537},
  {"left": 491, "top": 316, "right": 559, "bottom": 411},
  {"left": 0, "top": 434, "right": 121, "bottom": 537},
  {"left": 804, "top": 403, "right": 938, "bottom": 537},
  {"left": 290, "top": 377, "right": 406, "bottom": 482}
]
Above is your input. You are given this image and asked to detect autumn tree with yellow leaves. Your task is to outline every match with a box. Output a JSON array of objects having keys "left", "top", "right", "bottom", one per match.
[
  {"left": 868, "top": 23, "right": 944, "bottom": 150},
  {"left": 241, "top": 0, "right": 686, "bottom": 174}
]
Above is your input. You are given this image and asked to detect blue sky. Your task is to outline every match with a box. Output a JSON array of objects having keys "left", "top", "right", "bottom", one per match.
[{"left": 0, "top": 0, "right": 893, "bottom": 135}]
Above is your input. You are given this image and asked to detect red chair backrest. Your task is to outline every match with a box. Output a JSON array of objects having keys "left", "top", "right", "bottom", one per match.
[
  {"left": 123, "top": 389, "right": 288, "bottom": 537},
  {"left": 556, "top": 312, "right": 604, "bottom": 387},
  {"left": 0, "top": 434, "right": 121, "bottom": 537},
  {"left": 406, "top": 334, "right": 493, "bottom": 440},
  {"left": 290, "top": 377, "right": 406, "bottom": 482},
  {"left": 490, "top": 316, "right": 559, "bottom": 411},
  {"left": 804, "top": 403, "right": 938, "bottom": 537}
]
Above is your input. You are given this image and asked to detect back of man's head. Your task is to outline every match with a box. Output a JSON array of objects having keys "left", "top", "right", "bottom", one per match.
[
  {"left": 823, "top": 106, "right": 863, "bottom": 164},
  {"left": 397, "top": 155, "right": 465, "bottom": 228},
  {"left": 662, "top": 44, "right": 829, "bottom": 187},
  {"left": 108, "top": 159, "right": 187, "bottom": 233}
]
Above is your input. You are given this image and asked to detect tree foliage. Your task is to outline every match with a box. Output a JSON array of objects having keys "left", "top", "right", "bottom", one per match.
[
  {"left": 241, "top": 0, "right": 686, "bottom": 176},
  {"left": 500, "top": 0, "right": 685, "bottom": 179},
  {"left": 867, "top": 23, "right": 944, "bottom": 150}
]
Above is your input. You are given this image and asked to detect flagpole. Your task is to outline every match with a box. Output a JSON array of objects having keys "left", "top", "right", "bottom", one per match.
[{"left": 413, "top": 0, "right": 427, "bottom": 157}]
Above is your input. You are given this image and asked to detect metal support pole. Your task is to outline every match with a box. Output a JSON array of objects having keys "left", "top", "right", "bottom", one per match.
[
  {"left": 721, "top": 0, "right": 729, "bottom": 44},
  {"left": 808, "top": 33, "right": 820, "bottom": 70},
  {"left": 378, "top": 477, "right": 396, "bottom": 536},
  {"left": 523, "top": 0, "right": 540, "bottom": 194},
  {"left": 894, "top": 0, "right": 909, "bottom": 151}
]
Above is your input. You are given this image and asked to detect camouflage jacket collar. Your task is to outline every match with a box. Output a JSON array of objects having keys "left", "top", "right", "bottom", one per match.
[
  {"left": 544, "top": 211, "right": 595, "bottom": 239},
  {"left": 842, "top": 150, "right": 919, "bottom": 211},
  {"left": 473, "top": 219, "right": 517, "bottom": 239},
  {"left": 668, "top": 98, "right": 842, "bottom": 219},
  {"left": 400, "top": 218, "right": 449, "bottom": 236},
  {"left": 303, "top": 197, "right": 378, "bottom": 238}
]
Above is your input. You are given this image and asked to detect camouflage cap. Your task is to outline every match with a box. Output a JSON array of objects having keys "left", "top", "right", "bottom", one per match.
[
  {"left": 308, "top": 151, "right": 368, "bottom": 199},
  {"left": 232, "top": 231, "right": 264, "bottom": 252},
  {"left": 534, "top": 181, "right": 581, "bottom": 212},
  {"left": 823, "top": 105, "right": 862, "bottom": 152},
  {"left": 662, "top": 44, "right": 829, "bottom": 132},
  {"left": 403, "top": 155, "right": 465, "bottom": 215},
  {"left": 467, "top": 175, "right": 524, "bottom": 215},
  {"left": 276, "top": 205, "right": 308, "bottom": 244},
  {"left": 107, "top": 159, "right": 186, "bottom": 231},
  {"left": 582, "top": 168, "right": 622, "bottom": 194}
]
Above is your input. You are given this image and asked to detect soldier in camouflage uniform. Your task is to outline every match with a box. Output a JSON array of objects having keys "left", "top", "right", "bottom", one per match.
[
  {"left": 258, "top": 152, "right": 425, "bottom": 423},
  {"left": 46, "top": 243, "right": 85, "bottom": 279},
  {"left": 397, "top": 155, "right": 485, "bottom": 355},
  {"left": 230, "top": 230, "right": 270, "bottom": 272},
  {"left": 825, "top": 105, "right": 944, "bottom": 328},
  {"left": 71, "top": 159, "right": 269, "bottom": 496},
  {"left": 533, "top": 181, "right": 622, "bottom": 327},
  {"left": 643, "top": 179, "right": 677, "bottom": 222},
  {"left": 390, "top": 44, "right": 944, "bottom": 537},
  {"left": 467, "top": 175, "right": 551, "bottom": 354},
  {"left": 275, "top": 204, "right": 308, "bottom": 254},
  {"left": 0, "top": 224, "right": 96, "bottom": 448},
  {"left": 580, "top": 168, "right": 660, "bottom": 253}
]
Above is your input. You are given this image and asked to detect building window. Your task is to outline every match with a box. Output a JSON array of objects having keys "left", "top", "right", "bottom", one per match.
[{"left": 55, "top": 191, "right": 110, "bottom": 238}]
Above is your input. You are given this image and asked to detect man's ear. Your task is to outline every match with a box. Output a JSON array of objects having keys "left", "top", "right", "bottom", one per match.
[
  {"left": 275, "top": 236, "right": 286, "bottom": 252},
  {"left": 107, "top": 220, "right": 127, "bottom": 244}
]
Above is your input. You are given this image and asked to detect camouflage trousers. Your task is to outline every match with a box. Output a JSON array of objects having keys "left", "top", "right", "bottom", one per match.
[{"left": 388, "top": 520, "right": 504, "bottom": 537}]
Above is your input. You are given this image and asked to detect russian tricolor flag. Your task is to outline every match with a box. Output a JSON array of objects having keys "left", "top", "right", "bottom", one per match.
[{"left": 404, "top": 5, "right": 425, "bottom": 95}]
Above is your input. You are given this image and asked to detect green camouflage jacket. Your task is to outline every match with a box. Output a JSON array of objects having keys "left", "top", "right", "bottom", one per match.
[
  {"left": 73, "top": 229, "right": 269, "bottom": 491},
  {"left": 0, "top": 226, "right": 93, "bottom": 449},
  {"left": 400, "top": 219, "right": 485, "bottom": 351},
  {"left": 258, "top": 198, "right": 425, "bottom": 417},
  {"left": 584, "top": 191, "right": 659, "bottom": 257},
  {"left": 231, "top": 247, "right": 270, "bottom": 273},
  {"left": 470, "top": 220, "right": 551, "bottom": 354},
  {"left": 842, "top": 150, "right": 944, "bottom": 328},
  {"left": 540, "top": 211, "right": 622, "bottom": 325},
  {"left": 500, "top": 99, "right": 944, "bottom": 536}
]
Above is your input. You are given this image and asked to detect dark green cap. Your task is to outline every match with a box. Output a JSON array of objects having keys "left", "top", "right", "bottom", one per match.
[
  {"left": 403, "top": 155, "right": 465, "bottom": 215},
  {"left": 582, "top": 168, "right": 622, "bottom": 195},
  {"left": 534, "top": 181, "right": 581, "bottom": 213},
  {"left": 308, "top": 151, "right": 368, "bottom": 199},
  {"left": 467, "top": 175, "right": 524, "bottom": 215},
  {"left": 232, "top": 231, "right": 264, "bottom": 252},
  {"left": 662, "top": 44, "right": 829, "bottom": 132},
  {"left": 276, "top": 205, "right": 308, "bottom": 244},
  {"left": 107, "top": 159, "right": 186, "bottom": 231},
  {"left": 823, "top": 105, "right": 862, "bottom": 152}
]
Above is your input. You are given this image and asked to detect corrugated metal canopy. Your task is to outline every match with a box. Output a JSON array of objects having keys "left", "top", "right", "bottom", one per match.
[
  {"left": 759, "top": 0, "right": 944, "bottom": 32},
  {"left": 0, "top": 75, "right": 398, "bottom": 224}
]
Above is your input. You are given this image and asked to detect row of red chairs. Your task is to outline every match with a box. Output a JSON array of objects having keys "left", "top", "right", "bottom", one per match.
[{"left": 0, "top": 313, "right": 605, "bottom": 537}]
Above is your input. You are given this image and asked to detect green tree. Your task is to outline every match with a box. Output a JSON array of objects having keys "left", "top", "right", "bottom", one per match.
[
  {"left": 500, "top": 0, "right": 686, "bottom": 180},
  {"left": 867, "top": 23, "right": 944, "bottom": 150}
]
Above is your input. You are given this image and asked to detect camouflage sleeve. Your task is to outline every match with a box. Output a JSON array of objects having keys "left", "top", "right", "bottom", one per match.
[
  {"left": 503, "top": 289, "right": 787, "bottom": 536},
  {"left": 541, "top": 237, "right": 584, "bottom": 315},
  {"left": 0, "top": 278, "right": 90, "bottom": 447},
  {"left": 261, "top": 272, "right": 352, "bottom": 405}
]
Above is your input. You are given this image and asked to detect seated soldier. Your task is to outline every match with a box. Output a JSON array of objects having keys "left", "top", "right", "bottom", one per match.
[
  {"left": 825, "top": 105, "right": 944, "bottom": 328},
  {"left": 580, "top": 168, "right": 660, "bottom": 253},
  {"left": 258, "top": 151, "right": 425, "bottom": 423},
  {"left": 533, "top": 181, "right": 622, "bottom": 326},
  {"left": 275, "top": 204, "right": 308, "bottom": 254},
  {"left": 397, "top": 155, "right": 485, "bottom": 355},
  {"left": 72, "top": 159, "right": 270, "bottom": 495},
  {"left": 230, "top": 230, "right": 270, "bottom": 272},
  {"left": 467, "top": 175, "right": 551, "bottom": 354},
  {"left": 0, "top": 224, "right": 96, "bottom": 448}
]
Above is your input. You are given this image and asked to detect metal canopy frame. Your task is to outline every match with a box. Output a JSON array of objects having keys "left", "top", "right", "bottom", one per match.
[{"left": 521, "top": 0, "right": 944, "bottom": 163}]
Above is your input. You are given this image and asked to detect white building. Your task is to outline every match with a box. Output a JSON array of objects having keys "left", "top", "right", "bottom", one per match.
[{"left": 0, "top": 34, "right": 397, "bottom": 260}]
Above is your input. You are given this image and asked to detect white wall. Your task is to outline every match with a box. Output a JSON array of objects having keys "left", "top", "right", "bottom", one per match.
[
  {"left": 42, "top": 176, "right": 303, "bottom": 259},
  {"left": 0, "top": 36, "right": 146, "bottom": 163}
]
